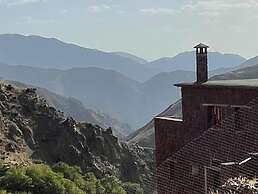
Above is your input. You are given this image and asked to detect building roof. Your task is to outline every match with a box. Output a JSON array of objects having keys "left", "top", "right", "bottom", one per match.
[
  {"left": 175, "top": 79, "right": 258, "bottom": 89},
  {"left": 194, "top": 43, "right": 209, "bottom": 48}
]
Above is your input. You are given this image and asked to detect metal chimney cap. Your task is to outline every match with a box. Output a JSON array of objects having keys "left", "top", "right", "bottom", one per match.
[{"left": 194, "top": 43, "right": 209, "bottom": 48}]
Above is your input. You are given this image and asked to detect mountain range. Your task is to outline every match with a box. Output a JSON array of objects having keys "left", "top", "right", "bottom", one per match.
[
  {"left": 237, "top": 56, "right": 258, "bottom": 69},
  {"left": 0, "top": 34, "right": 154, "bottom": 82},
  {"left": 212, "top": 64, "right": 258, "bottom": 80},
  {"left": 0, "top": 34, "right": 246, "bottom": 82},
  {"left": 148, "top": 51, "right": 246, "bottom": 72},
  {"left": 0, "top": 34, "right": 251, "bottom": 131},
  {"left": 0, "top": 62, "right": 195, "bottom": 129}
]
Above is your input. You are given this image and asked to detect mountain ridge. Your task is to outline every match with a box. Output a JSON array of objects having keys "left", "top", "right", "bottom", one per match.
[
  {"left": 3, "top": 80, "right": 131, "bottom": 138},
  {"left": 0, "top": 62, "right": 195, "bottom": 129},
  {"left": 0, "top": 34, "right": 246, "bottom": 82},
  {"left": 148, "top": 51, "right": 246, "bottom": 72},
  {"left": 0, "top": 34, "right": 154, "bottom": 81}
]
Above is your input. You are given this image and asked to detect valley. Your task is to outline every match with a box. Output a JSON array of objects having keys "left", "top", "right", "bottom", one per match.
[{"left": 0, "top": 34, "right": 247, "bottom": 130}]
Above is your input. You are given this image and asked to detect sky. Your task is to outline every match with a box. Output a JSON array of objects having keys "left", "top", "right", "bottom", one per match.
[{"left": 0, "top": 0, "right": 258, "bottom": 60}]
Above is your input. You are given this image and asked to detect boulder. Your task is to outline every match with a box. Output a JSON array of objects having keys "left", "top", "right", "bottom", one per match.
[{"left": 8, "top": 121, "right": 23, "bottom": 138}]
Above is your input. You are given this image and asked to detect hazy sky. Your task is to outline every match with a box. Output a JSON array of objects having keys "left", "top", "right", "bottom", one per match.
[{"left": 0, "top": 0, "right": 258, "bottom": 60}]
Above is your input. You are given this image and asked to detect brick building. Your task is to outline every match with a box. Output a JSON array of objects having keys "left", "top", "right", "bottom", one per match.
[{"left": 155, "top": 44, "right": 258, "bottom": 194}]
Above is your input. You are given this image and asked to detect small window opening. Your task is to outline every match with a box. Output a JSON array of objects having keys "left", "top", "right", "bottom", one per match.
[
  {"left": 192, "top": 164, "right": 199, "bottom": 176},
  {"left": 207, "top": 106, "right": 226, "bottom": 128}
]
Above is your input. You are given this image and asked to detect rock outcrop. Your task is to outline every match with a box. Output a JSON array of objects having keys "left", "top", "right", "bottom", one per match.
[{"left": 0, "top": 83, "right": 154, "bottom": 192}]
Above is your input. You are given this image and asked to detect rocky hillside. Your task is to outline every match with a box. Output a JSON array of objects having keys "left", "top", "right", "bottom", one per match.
[
  {"left": 127, "top": 100, "right": 182, "bottom": 148},
  {"left": 0, "top": 82, "right": 154, "bottom": 192},
  {"left": 4, "top": 80, "right": 131, "bottom": 138},
  {"left": 0, "top": 63, "right": 195, "bottom": 129}
]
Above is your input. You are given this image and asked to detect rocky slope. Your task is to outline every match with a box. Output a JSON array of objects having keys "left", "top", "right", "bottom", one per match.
[
  {"left": 4, "top": 80, "right": 131, "bottom": 138},
  {"left": 0, "top": 63, "right": 195, "bottom": 129},
  {"left": 0, "top": 82, "right": 154, "bottom": 192}
]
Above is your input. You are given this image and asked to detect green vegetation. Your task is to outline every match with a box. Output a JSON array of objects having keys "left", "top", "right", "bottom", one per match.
[
  {"left": 0, "top": 162, "right": 143, "bottom": 194},
  {"left": 123, "top": 182, "right": 144, "bottom": 194}
]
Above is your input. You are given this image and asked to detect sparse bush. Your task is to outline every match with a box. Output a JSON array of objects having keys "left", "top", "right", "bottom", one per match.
[
  {"left": 123, "top": 182, "right": 144, "bottom": 194},
  {"left": 0, "top": 190, "right": 10, "bottom": 194},
  {"left": 101, "top": 175, "right": 126, "bottom": 194}
]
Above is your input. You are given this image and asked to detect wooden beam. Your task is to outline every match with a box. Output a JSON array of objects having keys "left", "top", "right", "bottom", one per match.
[
  {"left": 202, "top": 104, "right": 229, "bottom": 107},
  {"left": 202, "top": 104, "right": 251, "bottom": 109},
  {"left": 230, "top": 105, "right": 252, "bottom": 109}
]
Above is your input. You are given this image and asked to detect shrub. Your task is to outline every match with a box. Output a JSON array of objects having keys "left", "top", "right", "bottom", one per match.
[
  {"left": 0, "top": 163, "right": 143, "bottom": 194},
  {"left": 0, "top": 190, "right": 10, "bottom": 194},
  {"left": 0, "top": 167, "right": 32, "bottom": 192},
  {"left": 123, "top": 182, "right": 144, "bottom": 194},
  {"left": 0, "top": 164, "right": 84, "bottom": 194},
  {"left": 101, "top": 175, "right": 126, "bottom": 194}
]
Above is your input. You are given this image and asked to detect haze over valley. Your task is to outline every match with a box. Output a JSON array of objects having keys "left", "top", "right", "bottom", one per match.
[
  {"left": 0, "top": 34, "right": 249, "bottom": 132},
  {"left": 1, "top": 1, "right": 258, "bottom": 193}
]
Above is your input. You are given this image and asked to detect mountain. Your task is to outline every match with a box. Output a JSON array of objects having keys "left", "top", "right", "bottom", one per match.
[
  {"left": 0, "top": 34, "right": 139, "bottom": 69},
  {"left": 111, "top": 51, "right": 148, "bottom": 64},
  {"left": 0, "top": 62, "right": 196, "bottom": 129},
  {"left": 237, "top": 56, "right": 258, "bottom": 69},
  {"left": 140, "top": 70, "right": 195, "bottom": 121},
  {"left": 211, "top": 64, "right": 258, "bottom": 80},
  {"left": 0, "top": 34, "right": 246, "bottom": 82},
  {"left": 3, "top": 80, "right": 131, "bottom": 138},
  {"left": 0, "top": 82, "right": 154, "bottom": 192},
  {"left": 0, "top": 34, "right": 247, "bottom": 129},
  {"left": 127, "top": 100, "right": 182, "bottom": 148},
  {"left": 0, "top": 34, "right": 155, "bottom": 81},
  {"left": 148, "top": 51, "right": 246, "bottom": 72},
  {"left": 0, "top": 61, "right": 239, "bottom": 130}
]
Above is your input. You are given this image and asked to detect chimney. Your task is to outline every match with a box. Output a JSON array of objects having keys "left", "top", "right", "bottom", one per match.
[{"left": 194, "top": 43, "right": 209, "bottom": 83}]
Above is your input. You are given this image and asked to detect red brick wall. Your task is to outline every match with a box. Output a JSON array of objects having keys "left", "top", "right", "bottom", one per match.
[
  {"left": 156, "top": 92, "right": 258, "bottom": 194},
  {"left": 155, "top": 87, "right": 258, "bottom": 168},
  {"left": 181, "top": 87, "right": 258, "bottom": 145},
  {"left": 155, "top": 118, "right": 183, "bottom": 167}
]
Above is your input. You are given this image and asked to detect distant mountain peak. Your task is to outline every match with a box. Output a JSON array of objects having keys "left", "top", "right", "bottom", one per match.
[
  {"left": 148, "top": 51, "right": 246, "bottom": 72},
  {"left": 111, "top": 51, "right": 148, "bottom": 64}
]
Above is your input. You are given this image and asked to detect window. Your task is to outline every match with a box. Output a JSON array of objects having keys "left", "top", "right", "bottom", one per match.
[
  {"left": 207, "top": 106, "right": 227, "bottom": 128},
  {"left": 192, "top": 164, "right": 199, "bottom": 176}
]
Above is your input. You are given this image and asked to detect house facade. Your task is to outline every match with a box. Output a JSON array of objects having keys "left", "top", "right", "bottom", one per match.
[{"left": 155, "top": 44, "right": 258, "bottom": 194}]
